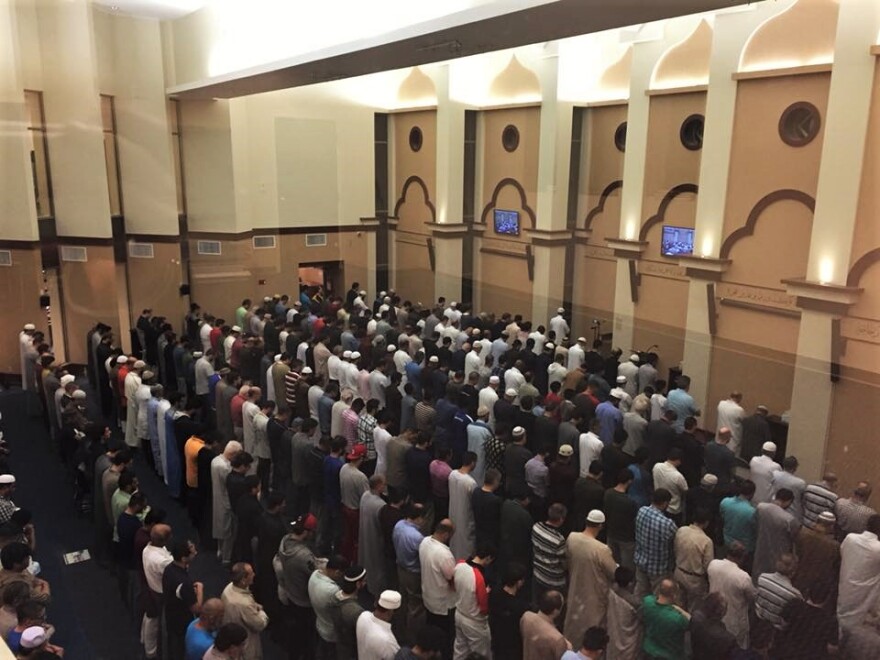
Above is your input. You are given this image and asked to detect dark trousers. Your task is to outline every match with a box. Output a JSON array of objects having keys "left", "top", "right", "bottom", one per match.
[
  {"left": 257, "top": 457, "right": 271, "bottom": 498},
  {"left": 287, "top": 604, "right": 316, "bottom": 660}
]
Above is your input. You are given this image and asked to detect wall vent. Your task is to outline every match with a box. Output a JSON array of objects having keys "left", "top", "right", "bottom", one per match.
[
  {"left": 129, "top": 242, "right": 155, "bottom": 258},
  {"left": 0, "top": 250, "right": 11, "bottom": 267},
  {"left": 253, "top": 235, "right": 277, "bottom": 249},
  {"left": 306, "top": 233, "right": 328, "bottom": 247},
  {"left": 197, "top": 240, "right": 222, "bottom": 256},
  {"left": 61, "top": 246, "right": 88, "bottom": 262}
]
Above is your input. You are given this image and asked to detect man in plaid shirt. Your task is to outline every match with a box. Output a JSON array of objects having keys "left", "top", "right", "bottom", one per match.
[
  {"left": 635, "top": 488, "right": 678, "bottom": 597},
  {"left": 357, "top": 398, "right": 379, "bottom": 475}
]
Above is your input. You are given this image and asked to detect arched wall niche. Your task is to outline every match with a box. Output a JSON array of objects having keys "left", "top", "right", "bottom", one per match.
[{"left": 652, "top": 19, "right": 713, "bottom": 89}]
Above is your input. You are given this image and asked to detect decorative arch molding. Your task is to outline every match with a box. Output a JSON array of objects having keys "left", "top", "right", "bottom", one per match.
[
  {"left": 719, "top": 189, "right": 815, "bottom": 259},
  {"left": 584, "top": 180, "right": 623, "bottom": 231},
  {"left": 638, "top": 183, "right": 698, "bottom": 242},
  {"left": 393, "top": 175, "right": 436, "bottom": 223},
  {"left": 847, "top": 247, "right": 880, "bottom": 288},
  {"left": 480, "top": 178, "right": 537, "bottom": 229}
]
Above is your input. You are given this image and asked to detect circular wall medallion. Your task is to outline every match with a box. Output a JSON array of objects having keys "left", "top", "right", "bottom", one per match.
[
  {"left": 680, "top": 114, "right": 705, "bottom": 151},
  {"left": 502, "top": 124, "right": 520, "bottom": 152},
  {"left": 408, "top": 126, "right": 423, "bottom": 152},
  {"left": 614, "top": 122, "right": 627, "bottom": 152},
  {"left": 778, "top": 102, "right": 821, "bottom": 147}
]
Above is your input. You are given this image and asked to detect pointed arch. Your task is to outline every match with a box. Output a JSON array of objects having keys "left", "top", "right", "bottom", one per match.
[
  {"left": 638, "top": 183, "right": 699, "bottom": 242},
  {"left": 719, "top": 189, "right": 815, "bottom": 259},
  {"left": 480, "top": 178, "right": 536, "bottom": 228},
  {"left": 393, "top": 175, "right": 436, "bottom": 223}
]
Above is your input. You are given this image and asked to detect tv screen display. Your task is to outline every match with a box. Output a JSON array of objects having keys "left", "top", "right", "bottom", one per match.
[
  {"left": 494, "top": 209, "right": 520, "bottom": 236},
  {"left": 661, "top": 225, "right": 695, "bottom": 257}
]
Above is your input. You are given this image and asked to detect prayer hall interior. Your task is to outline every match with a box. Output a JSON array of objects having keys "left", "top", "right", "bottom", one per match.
[{"left": 2, "top": 0, "right": 880, "bottom": 659}]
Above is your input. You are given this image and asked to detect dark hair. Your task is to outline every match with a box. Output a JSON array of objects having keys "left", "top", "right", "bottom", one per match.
[
  {"left": 1, "top": 581, "right": 30, "bottom": 607},
  {"left": 474, "top": 542, "right": 496, "bottom": 560},
  {"left": 461, "top": 451, "right": 477, "bottom": 468},
  {"left": 738, "top": 480, "right": 756, "bottom": 498},
  {"left": 16, "top": 599, "right": 44, "bottom": 623},
  {"left": 330, "top": 436, "right": 348, "bottom": 453},
  {"left": 667, "top": 447, "right": 683, "bottom": 462},
  {"left": 692, "top": 508, "right": 712, "bottom": 526},
  {"left": 171, "top": 539, "right": 196, "bottom": 561},
  {"left": 616, "top": 468, "right": 633, "bottom": 486},
  {"left": 117, "top": 470, "right": 137, "bottom": 491},
  {"left": 111, "top": 449, "right": 132, "bottom": 466},
  {"left": 144, "top": 507, "right": 167, "bottom": 525},
  {"left": 652, "top": 488, "right": 672, "bottom": 505},
  {"left": 547, "top": 503, "right": 567, "bottom": 524},
  {"left": 614, "top": 566, "right": 634, "bottom": 588},
  {"left": 775, "top": 488, "right": 794, "bottom": 503},
  {"left": 127, "top": 492, "right": 147, "bottom": 511},
  {"left": 502, "top": 562, "right": 527, "bottom": 587},
  {"left": 483, "top": 469, "right": 501, "bottom": 488},
  {"left": 537, "top": 590, "right": 564, "bottom": 615},
  {"left": 387, "top": 486, "right": 409, "bottom": 505},
  {"left": 266, "top": 491, "right": 286, "bottom": 510},
  {"left": 214, "top": 623, "right": 248, "bottom": 651},
  {"left": 243, "top": 475, "right": 261, "bottom": 491},
  {"left": 0, "top": 542, "right": 31, "bottom": 570},
  {"left": 588, "top": 460, "right": 603, "bottom": 476},
  {"left": 414, "top": 625, "right": 446, "bottom": 652},
  {"left": 582, "top": 626, "right": 610, "bottom": 651},
  {"left": 231, "top": 452, "right": 254, "bottom": 469},
  {"left": 404, "top": 503, "right": 425, "bottom": 520},
  {"left": 327, "top": 554, "right": 349, "bottom": 571}
]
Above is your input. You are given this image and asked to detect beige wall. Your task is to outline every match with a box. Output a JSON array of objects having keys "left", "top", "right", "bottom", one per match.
[
  {"left": 126, "top": 241, "right": 185, "bottom": 328},
  {"left": 0, "top": 249, "right": 45, "bottom": 373}
]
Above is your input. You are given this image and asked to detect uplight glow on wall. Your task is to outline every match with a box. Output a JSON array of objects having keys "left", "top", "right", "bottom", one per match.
[{"left": 818, "top": 257, "right": 835, "bottom": 285}]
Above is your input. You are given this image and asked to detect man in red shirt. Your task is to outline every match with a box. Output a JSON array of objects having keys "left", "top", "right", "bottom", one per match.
[{"left": 230, "top": 386, "right": 247, "bottom": 444}]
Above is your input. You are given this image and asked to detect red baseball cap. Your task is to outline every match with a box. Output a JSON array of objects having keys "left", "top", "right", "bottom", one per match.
[{"left": 346, "top": 444, "right": 367, "bottom": 461}]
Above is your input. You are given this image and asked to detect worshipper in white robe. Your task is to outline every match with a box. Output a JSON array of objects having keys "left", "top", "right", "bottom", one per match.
[
  {"left": 708, "top": 543, "right": 756, "bottom": 649},
  {"left": 19, "top": 324, "right": 36, "bottom": 391},
  {"left": 448, "top": 455, "right": 478, "bottom": 560},
  {"left": 135, "top": 372, "right": 155, "bottom": 445},
  {"left": 124, "top": 361, "right": 145, "bottom": 448},
  {"left": 749, "top": 442, "right": 781, "bottom": 504},
  {"left": 265, "top": 356, "right": 279, "bottom": 403},
  {"left": 146, "top": 386, "right": 164, "bottom": 477},
  {"left": 838, "top": 514, "right": 880, "bottom": 632},
  {"left": 716, "top": 392, "right": 745, "bottom": 456},
  {"left": 212, "top": 441, "right": 241, "bottom": 564},
  {"left": 156, "top": 395, "right": 173, "bottom": 481},
  {"left": 605, "top": 567, "right": 643, "bottom": 660},
  {"left": 358, "top": 475, "right": 388, "bottom": 597}
]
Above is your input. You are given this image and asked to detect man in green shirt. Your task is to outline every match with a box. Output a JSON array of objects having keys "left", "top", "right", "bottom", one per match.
[
  {"left": 641, "top": 579, "right": 689, "bottom": 660},
  {"left": 720, "top": 480, "right": 757, "bottom": 553}
]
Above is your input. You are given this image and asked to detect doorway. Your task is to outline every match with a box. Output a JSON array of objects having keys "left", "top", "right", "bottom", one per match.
[{"left": 298, "top": 261, "right": 344, "bottom": 302}]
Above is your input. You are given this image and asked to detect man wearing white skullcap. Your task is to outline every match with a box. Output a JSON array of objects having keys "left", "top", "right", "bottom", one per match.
[
  {"left": 749, "top": 442, "right": 781, "bottom": 504},
  {"left": 549, "top": 308, "right": 569, "bottom": 350},
  {"left": 567, "top": 336, "right": 586, "bottom": 371},
  {"left": 19, "top": 324, "right": 37, "bottom": 392},
  {"left": 617, "top": 353, "right": 640, "bottom": 399},
  {"left": 356, "top": 589, "right": 401, "bottom": 659},
  {"left": 478, "top": 375, "right": 500, "bottom": 429},
  {"left": 563, "top": 508, "right": 616, "bottom": 645},
  {"left": 124, "top": 360, "right": 145, "bottom": 448}
]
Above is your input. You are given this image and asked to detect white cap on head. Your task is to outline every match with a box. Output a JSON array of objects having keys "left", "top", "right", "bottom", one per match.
[
  {"left": 616, "top": 376, "right": 627, "bottom": 384},
  {"left": 609, "top": 388, "right": 625, "bottom": 400},
  {"left": 301, "top": 367, "right": 313, "bottom": 375},
  {"left": 558, "top": 444, "right": 574, "bottom": 457},
  {"left": 193, "top": 352, "right": 203, "bottom": 358},
  {"left": 557, "top": 307, "right": 565, "bottom": 314},
  {"left": 351, "top": 351, "right": 361, "bottom": 360},
  {"left": 231, "top": 325, "right": 242, "bottom": 333},
  {"left": 343, "top": 350, "right": 352, "bottom": 359},
  {"left": 274, "top": 354, "right": 282, "bottom": 362},
  {"left": 512, "top": 426, "right": 525, "bottom": 437},
  {"left": 429, "top": 356, "right": 439, "bottom": 364},
  {"left": 477, "top": 405, "right": 490, "bottom": 417},
  {"left": 116, "top": 355, "right": 127, "bottom": 364},
  {"left": 577, "top": 336, "right": 587, "bottom": 343},
  {"left": 587, "top": 510, "right": 606, "bottom": 524},
  {"left": 701, "top": 473, "right": 718, "bottom": 486},
  {"left": 142, "top": 371, "right": 155, "bottom": 381},
  {"left": 417, "top": 319, "right": 425, "bottom": 328},
  {"left": 505, "top": 388, "right": 518, "bottom": 397},
  {"left": 72, "top": 390, "right": 87, "bottom": 400},
  {"left": 471, "top": 328, "right": 481, "bottom": 336},
  {"left": 630, "top": 353, "right": 640, "bottom": 362},
  {"left": 0, "top": 475, "right": 16, "bottom": 485},
  {"left": 545, "top": 342, "right": 555, "bottom": 350},
  {"left": 263, "top": 296, "right": 272, "bottom": 302},
  {"left": 762, "top": 441, "right": 777, "bottom": 453},
  {"left": 387, "top": 345, "right": 396, "bottom": 352},
  {"left": 378, "top": 590, "right": 402, "bottom": 610},
  {"left": 134, "top": 360, "right": 146, "bottom": 369},
  {"left": 489, "top": 376, "right": 500, "bottom": 384},
  {"left": 19, "top": 626, "right": 46, "bottom": 650},
  {"left": 379, "top": 291, "right": 387, "bottom": 297},
  {"left": 60, "top": 374, "right": 75, "bottom": 386},
  {"left": 450, "top": 302, "right": 458, "bottom": 308},
  {"left": 23, "top": 324, "right": 35, "bottom": 331},
  {"left": 359, "top": 290, "right": 367, "bottom": 296}
]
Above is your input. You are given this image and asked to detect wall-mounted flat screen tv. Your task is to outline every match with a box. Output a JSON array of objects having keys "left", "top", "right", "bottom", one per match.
[
  {"left": 661, "top": 225, "right": 695, "bottom": 257},
  {"left": 494, "top": 209, "right": 520, "bottom": 236}
]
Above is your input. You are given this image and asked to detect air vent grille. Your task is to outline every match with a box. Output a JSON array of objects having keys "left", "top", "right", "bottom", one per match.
[
  {"left": 61, "top": 246, "right": 88, "bottom": 262},
  {"left": 129, "top": 242, "right": 155, "bottom": 258},
  {"left": 253, "top": 235, "right": 276, "bottom": 249},
  {"left": 197, "top": 240, "right": 222, "bottom": 256},
  {"left": 306, "top": 233, "right": 327, "bottom": 247}
]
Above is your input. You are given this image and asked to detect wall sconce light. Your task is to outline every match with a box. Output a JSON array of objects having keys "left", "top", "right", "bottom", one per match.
[
  {"left": 700, "top": 236, "right": 713, "bottom": 258},
  {"left": 624, "top": 221, "right": 636, "bottom": 241},
  {"left": 818, "top": 257, "right": 834, "bottom": 285}
]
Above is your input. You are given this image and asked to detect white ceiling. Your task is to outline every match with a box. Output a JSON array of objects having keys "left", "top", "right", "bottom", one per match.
[{"left": 92, "top": 0, "right": 207, "bottom": 20}]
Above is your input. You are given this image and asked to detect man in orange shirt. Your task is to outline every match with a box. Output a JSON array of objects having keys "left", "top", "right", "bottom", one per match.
[{"left": 184, "top": 431, "right": 211, "bottom": 533}]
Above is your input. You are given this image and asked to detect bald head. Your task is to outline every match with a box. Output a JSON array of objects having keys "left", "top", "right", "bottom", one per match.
[{"left": 150, "top": 524, "right": 172, "bottom": 546}]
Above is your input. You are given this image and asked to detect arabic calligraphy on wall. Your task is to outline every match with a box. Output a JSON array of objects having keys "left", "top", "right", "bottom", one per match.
[{"left": 716, "top": 283, "right": 797, "bottom": 310}]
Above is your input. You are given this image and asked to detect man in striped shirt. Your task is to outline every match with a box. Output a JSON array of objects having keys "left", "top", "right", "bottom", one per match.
[
  {"left": 755, "top": 553, "right": 802, "bottom": 630},
  {"left": 531, "top": 503, "right": 568, "bottom": 601},
  {"left": 283, "top": 365, "right": 300, "bottom": 415},
  {"left": 802, "top": 472, "right": 838, "bottom": 529},
  {"left": 835, "top": 481, "right": 876, "bottom": 537}
]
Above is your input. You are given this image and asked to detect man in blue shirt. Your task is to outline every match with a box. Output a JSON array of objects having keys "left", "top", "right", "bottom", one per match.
[
  {"left": 665, "top": 376, "right": 700, "bottom": 433},
  {"left": 184, "top": 598, "right": 224, "bottom": 660},
  {"left": 634, "top": 488, "right": 678, "bottom": 597},
  {"left": 320, "top": 437, "right": 347, "bottom": 555},
  {"left": 392, "top": 503, "right": 426, "bottom": 631},
  {"left": 595, "top": 391, "right": 623, "bottom": 446},
  {"left": 719, "top": 479, "right": 757, "bottom": 554}
]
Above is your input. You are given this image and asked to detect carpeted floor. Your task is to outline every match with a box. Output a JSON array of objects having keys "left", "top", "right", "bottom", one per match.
[{"left": 0, "top": 385, "right": 285, "bottom": 660}]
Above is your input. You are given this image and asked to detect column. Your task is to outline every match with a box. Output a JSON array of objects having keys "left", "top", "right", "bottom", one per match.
[
  {"left": 430, "top": 65, "right": 466, "bottom": 301},
  {"left": 786, "top": 0, "right": 880, "bottom": 480},
  {"left": 680, "top": 4, "right": 783, "bottom": 407},
  {"left": 530, "top": 49, "right": 574, "bottom": 325}
]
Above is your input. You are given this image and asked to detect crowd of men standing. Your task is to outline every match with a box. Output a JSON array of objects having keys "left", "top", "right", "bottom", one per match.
[{"left": 13, "top": 281, "right": 880, "bottom": 659}]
